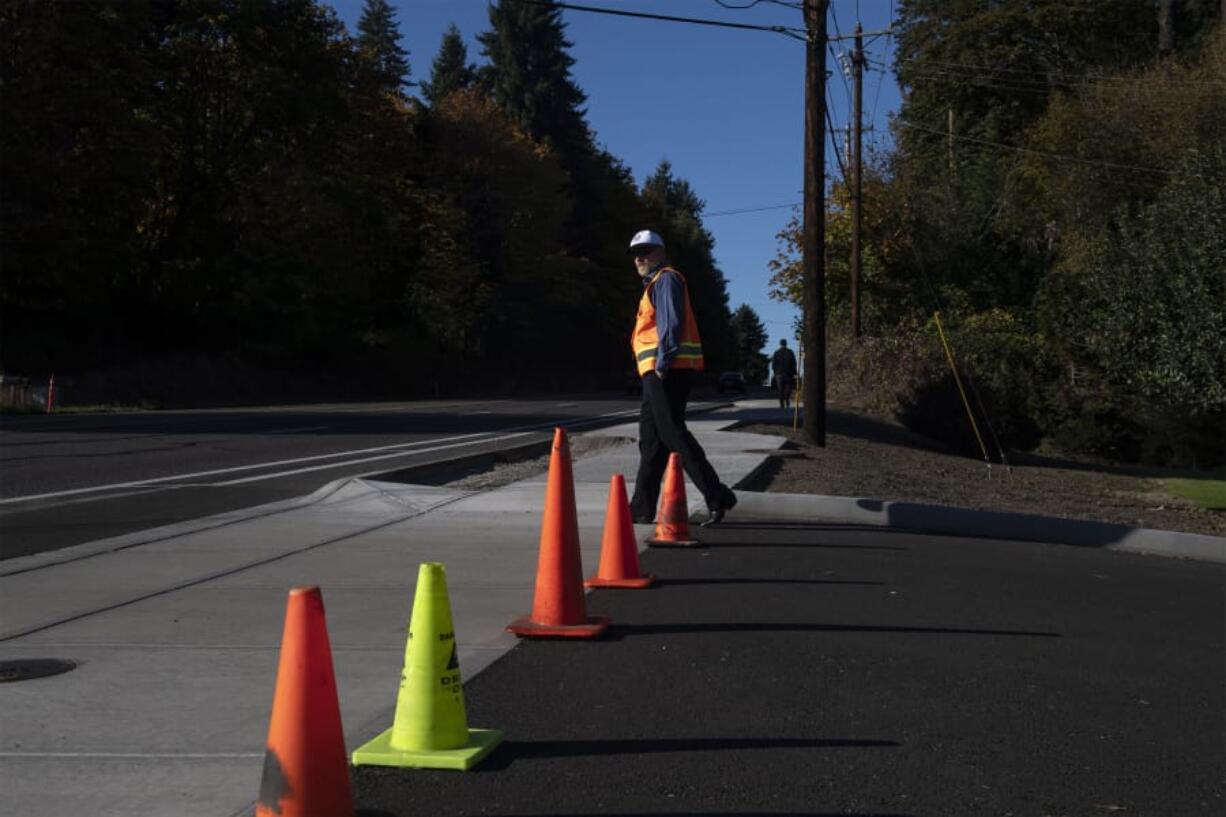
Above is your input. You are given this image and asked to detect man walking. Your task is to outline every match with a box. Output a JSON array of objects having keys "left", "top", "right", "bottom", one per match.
[
  {"left": 626, "top": 230, "right": 737, "bottom": 527},
  {"left": 771, "top": 338, "right": 797, "bottom": 409}
]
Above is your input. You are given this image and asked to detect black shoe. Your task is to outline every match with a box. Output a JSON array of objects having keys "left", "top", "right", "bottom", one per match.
[
  {"left": 701, "top": 487, "right": 738, "bottom": 527},
  {"left": 720, "top": 486, "right": 738, "bottom": 510},
  {"left": 632, "top": 513, "right": 654, "bottom": 524}
]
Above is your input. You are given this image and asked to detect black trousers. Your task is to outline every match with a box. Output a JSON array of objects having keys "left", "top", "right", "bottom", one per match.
[
  {"left": 629, "top": 370, "right": 726, "bottom": 519},
  {"left": 777, "top": 374, "right": 795, "bottom": 407}
]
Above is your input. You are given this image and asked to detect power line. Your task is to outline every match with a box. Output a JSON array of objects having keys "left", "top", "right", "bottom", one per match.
[
  {"left": 711, "top": 0, "right": 803, "bottom": 10},
  {"left": 829, "top": 42, "right": 853, "bottom": 101},
  {"left": 887, "top": 65, "right": 1226, "bottom": 126},
  {"left": 706, "top": 202, "right": 800, "bottom": 217},
  {"left": 828, "top": 26, "right": 892, "bottom": 42},
  {"left": 825, "top": 97, "right": 851, "bottom": 188},
  {"left": 899, "top": 66, "right": 1093, "bottom": 95},
  {"left": 896, "top": 119, "right": 1191, "bottom": 177},
  {"left": 868, "top": 0, "right": 894, "bottom": 141},
  {"left": 508, "top": 0, "right": 891, "bottom": 44},
  {"left": 899, "top": 71, "right": 1073, "bottom": 99},
  {"left": 895, "top": 55, "right": 1226, "bottom": 90},
  {"left": 876, "top": 52, "right": 1225, "bottom": 93},
  {"left": 903, "top": 55, "right": 1226, "bottom": 88},
  {"left": 825, "top": 83, "right": 849, "bottom": 184},
  {"left": 827, "top": 0, "right": 853, "bottom": 104},
  {"left": 701, "top": 132, "right": 1186, "bottom": 222},
  {"left": 506, "top": 0, "right": 809, "bottom": 40},
  {"left": 827, "top": 0, "right": 843, "bottom": 39}
]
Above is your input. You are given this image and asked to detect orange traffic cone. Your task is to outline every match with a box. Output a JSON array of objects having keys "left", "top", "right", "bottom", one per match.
[
  {"left": 507, "top": 427, "right": 610, "bottom": 638},
  {"left": 257, "top": 586, "right": 353, "bottom": 817},
  {"left": 646, "top": 452, "right": 700, "bottom": 547},
  {"left": 585, "top": 474, "right": 654, "bottom": 589}
]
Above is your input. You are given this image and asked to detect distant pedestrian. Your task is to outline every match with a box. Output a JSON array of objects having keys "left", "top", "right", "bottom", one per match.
[
  {"left": 772, "top": 338, "right": 797, "bottom": 409},
  {"left": 626, "top": 230, "right": 738, "bottom": 527}
]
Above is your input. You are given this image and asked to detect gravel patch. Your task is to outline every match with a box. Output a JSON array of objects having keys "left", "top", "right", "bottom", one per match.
[{"left": 444, "top": 434, "right": 634, "bottom": 491}]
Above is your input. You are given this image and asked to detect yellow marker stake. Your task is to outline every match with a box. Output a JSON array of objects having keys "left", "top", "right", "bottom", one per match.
[
  {"left": 792, "top": 378, "right": 802, "bottom": 432},
  {"left": 932, "top": 311, "right": 991, "bottom": 470},
  {"left": 352, "top": 562, "right": 502, "bottom": 770}
]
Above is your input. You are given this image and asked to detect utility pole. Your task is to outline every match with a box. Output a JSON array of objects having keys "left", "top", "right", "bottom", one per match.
[
  {"left": 802, "top": 0, "right": 827, "bottom": 446},
  {"left": 850, "top": 22, "right": 864, "bottom": 339}
]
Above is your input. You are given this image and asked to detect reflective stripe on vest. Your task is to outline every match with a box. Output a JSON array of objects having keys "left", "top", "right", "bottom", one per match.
[{"left": 631, "top": 267, "right": 705, "bottom": 376}]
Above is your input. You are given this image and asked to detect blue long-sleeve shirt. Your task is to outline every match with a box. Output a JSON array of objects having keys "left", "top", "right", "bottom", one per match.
[{"left": 645, "top": 264, "right": 684, "bottom": 376}]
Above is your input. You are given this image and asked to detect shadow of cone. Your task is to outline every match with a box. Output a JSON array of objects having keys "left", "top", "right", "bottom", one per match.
[
  {"left": 256, "top": 586, "right": 353, "bottom": 817},
  {"left": 508, "top": 427, "right": 610, "bottom": 637},
  {"left": 586, "top": 474, "right": 654, "bottom": 588},
  {"left": 646, "top": 452, "right": 700, "bottom": 547},
  {"left": 352, "top": 563, "right": 502, "bottom": 770}
]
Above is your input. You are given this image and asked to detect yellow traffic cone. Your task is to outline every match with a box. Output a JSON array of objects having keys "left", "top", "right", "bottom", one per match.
[{"left": 352, "top": 562, "right": 502, "bottom": 770}]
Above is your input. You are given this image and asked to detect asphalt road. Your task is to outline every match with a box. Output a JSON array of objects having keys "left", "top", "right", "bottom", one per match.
[
  {"left": 354, "top": 524, "right": 1226, "bottom": 817},
  {"left": 0, "top": 396, "right": 665, "bottom": 560}
]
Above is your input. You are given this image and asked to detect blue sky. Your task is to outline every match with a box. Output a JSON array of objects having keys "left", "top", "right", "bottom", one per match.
[{"left": 326, "top": 0, "right": 902, "bottom": 351}]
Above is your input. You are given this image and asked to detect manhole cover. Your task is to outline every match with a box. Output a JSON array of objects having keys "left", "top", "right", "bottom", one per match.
[{"left": 0, "top": 659, "right": 76, "bottom": 682}]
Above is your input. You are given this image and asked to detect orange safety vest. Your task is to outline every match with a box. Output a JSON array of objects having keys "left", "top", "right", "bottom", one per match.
[{"left": 632, "top": 266, "right": 705, "bottom": 376}]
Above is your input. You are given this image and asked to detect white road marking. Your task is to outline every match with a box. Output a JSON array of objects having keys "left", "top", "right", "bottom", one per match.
[
  {"left": 0, "top": 430, "right": 491, "bottom": 505},
  {"left": 0, "top": 752, "right": 264, "bottom": 758},
  {"left": 212, "top": 432, "right": 535, "bottom": 485},
  {"left": 213, "top": 408, "right": 642, "bottom": 486},
  {"left": 0, "top": 407, "right": 642, "bottom": 506}
]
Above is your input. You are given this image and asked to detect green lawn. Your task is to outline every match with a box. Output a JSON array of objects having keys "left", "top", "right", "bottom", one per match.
[{"left": 1162, "top": 476, "right": 1226, "bottom": 512}]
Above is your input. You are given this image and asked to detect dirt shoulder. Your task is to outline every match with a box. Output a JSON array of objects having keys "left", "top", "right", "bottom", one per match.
[{"left": 738, "top": 407, "right": 1226, "bottom": 538}]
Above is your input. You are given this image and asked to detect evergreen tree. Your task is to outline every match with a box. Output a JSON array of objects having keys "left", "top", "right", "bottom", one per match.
[
  {"left": 356, "top": 0, "right": 410, "bottom": 94},
  {"left": 479, "top": 0, "right": 637, "bottom": 270},
  {"left": 731, "top": 305, "right": 769, "bottom": 384},
  {"left": 477, "top": 0, "right": 590, "bottom": 163},
  {"left": 641, "top": 161, "right": 737, "bottom": 372},
  {"left": 0, "top": 0, "right": 159, "bottom": 372},
  {"left": 422, "top": 23, "right": 475, "bottom": 106}
]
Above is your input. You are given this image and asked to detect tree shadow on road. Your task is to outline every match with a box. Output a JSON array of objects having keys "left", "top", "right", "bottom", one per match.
[
  {"left": 472, "top": 736, "right": 899, "bottom": 772},
  {"left": 603, "top": 622, "right": 1061, "bottom": 641}
]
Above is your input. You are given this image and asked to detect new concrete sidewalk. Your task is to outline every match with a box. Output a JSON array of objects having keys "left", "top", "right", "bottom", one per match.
[{"left": 0, "top": 400, "right": 1221, "bottom": 817}]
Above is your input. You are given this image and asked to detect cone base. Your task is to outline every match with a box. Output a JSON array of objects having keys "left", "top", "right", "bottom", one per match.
[
  {"left": 645, "top": 536, "right": 700, "bottom": 548},
  {"left": 352, "top": 727, "right": 503, "bottom": 770},
  {"left": 585, "top": 574, "right": 654, "bottom": 588},
  {"left": 506, "top": 614, "right": 611, "bottom": 638}
]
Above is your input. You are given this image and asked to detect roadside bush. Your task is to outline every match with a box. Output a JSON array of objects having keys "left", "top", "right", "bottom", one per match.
[
  {"left": 1036, "top": 146, "right": 1226, "bottom": 467},
  {"left": 829, "top": 310, "right": 1050, "bottom": 458},
  {"left": 827, "top": 326, "right": 938, "bottom": 419},
  {"left": 898, "top": 311, "right": 1047, "bottom": 456}
]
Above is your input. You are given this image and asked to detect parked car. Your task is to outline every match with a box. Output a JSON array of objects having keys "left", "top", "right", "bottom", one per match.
[{"left": 716, "top": 371, "right": 748, "bottom": 394}]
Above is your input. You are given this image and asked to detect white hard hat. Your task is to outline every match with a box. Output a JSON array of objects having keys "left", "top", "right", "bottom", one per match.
[{"left": 628, "top": 229, "right": 665, "bottom": 252}]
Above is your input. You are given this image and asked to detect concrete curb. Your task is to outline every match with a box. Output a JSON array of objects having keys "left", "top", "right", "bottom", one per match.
[
  {"left": 0, "top": 437, "right": 566, "bottom": 578},
  {"left": 0, "top": 478, "right": 354, "bottom": 578},
  {"left": 722, "top": 491, "right": 1226, "bottom": 564}
]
